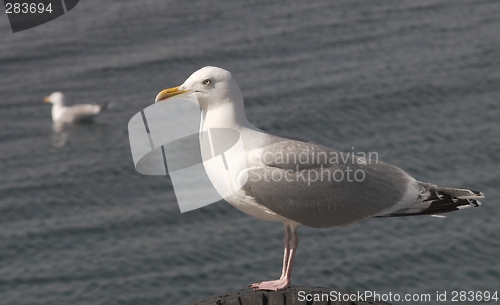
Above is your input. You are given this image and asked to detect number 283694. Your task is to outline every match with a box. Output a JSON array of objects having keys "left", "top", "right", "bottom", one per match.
[{"left": 5, "top": 2, "right": 54, "bottom": 14}]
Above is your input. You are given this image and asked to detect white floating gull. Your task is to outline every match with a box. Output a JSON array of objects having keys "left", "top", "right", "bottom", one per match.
[
  {"left": 44, "top": 91, "right": 107, "bottom": 123},
  {"left": 154, "top": 66, "right": 484, "bottom": 291}
]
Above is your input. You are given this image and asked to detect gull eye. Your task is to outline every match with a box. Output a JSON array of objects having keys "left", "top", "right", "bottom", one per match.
[{"left": 202, "top": 79, "right": 211, "bottom": 85}]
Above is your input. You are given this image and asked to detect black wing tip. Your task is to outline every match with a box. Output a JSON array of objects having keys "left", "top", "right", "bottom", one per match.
[
  {"left": 100, "top": 103, "right": 108, "bottom": 111},
  {"left": 378, "top": 185, "right": 483, "bottom": 218}
]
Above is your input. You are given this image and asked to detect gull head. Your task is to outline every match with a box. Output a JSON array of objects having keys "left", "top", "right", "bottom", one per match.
[
  {"left": 155, "top": 66, "right": 244, "bottom": 113},
  {"left": 44, "top": 92, "right": 65, "bottom": 106}
]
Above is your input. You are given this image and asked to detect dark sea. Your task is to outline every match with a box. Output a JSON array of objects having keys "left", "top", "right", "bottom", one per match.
[{"left": 1, "top": 1, "right": 499, "bottom": 304}]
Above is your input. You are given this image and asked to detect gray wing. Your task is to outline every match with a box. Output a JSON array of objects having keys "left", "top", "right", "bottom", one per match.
[
  {"left": 242, "top": 139, "right": 418, "bottom": 228},
  {"left": 62, "top": 104, "right": 107, "bottom": 122}
]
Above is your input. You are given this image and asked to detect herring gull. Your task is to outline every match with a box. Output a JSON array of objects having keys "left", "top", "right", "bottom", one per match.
[
  {"left": 44, "top": 92, "right": 107, "bottom": 123},
  {"left": 154, "top": 66, "right": 484, "bottom": 291}
]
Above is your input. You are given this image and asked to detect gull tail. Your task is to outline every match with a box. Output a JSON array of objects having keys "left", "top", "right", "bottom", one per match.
[
  {"left": 98, "top": 103, "right": 108, "bottom": 112},
  {"left": 379, "top": 182, "right": 484, "bottom": 218}
]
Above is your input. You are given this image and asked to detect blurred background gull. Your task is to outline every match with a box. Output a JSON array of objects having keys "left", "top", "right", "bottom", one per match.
[{"left": 0, "top": 1, "right": 499, "bottom": 305}]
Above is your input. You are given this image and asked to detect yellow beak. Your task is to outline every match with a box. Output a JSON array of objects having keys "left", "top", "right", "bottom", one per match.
[
  {"left": 43, "top": 96, "right": 51, "bottom": 103},
  {"left": 155, "top": 86, "right": 190, "bottom": 103}
]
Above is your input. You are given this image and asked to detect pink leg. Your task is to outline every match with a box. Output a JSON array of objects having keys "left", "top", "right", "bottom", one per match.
[
  {"left": 278, "top": 224, "right": 291, "bottom": 280},
  {"left": 250, "top": 224, "right": 299, "bottom": 291}
]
